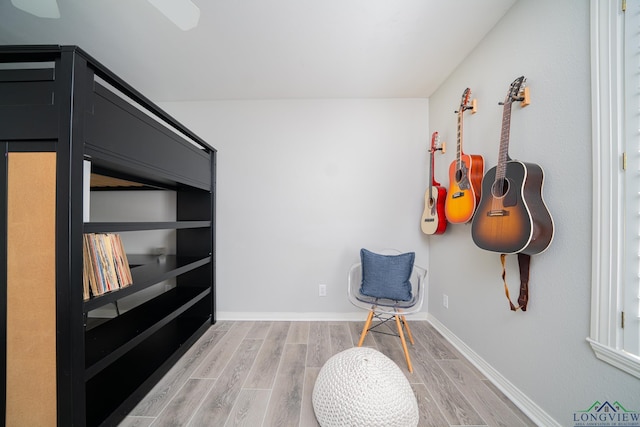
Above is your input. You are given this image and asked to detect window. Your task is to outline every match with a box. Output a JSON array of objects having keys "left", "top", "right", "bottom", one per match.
[
  {"left": 623, "top": 0, "right": 640, "bottom": 358},
  {"left": 589, "top": 0, "right": 640, "bottom": 379}
]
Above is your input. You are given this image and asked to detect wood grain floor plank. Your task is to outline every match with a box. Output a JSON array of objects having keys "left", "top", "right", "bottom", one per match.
[
  {"left": 372, "top": 324, "right": 414, "bottom": 377},
  {"left": 244, "top": 322, "right": 291, "bottom": 389},
  {"left": 300, "top": 367, "right": 321, "bottom": 427},
  {"left": 246, "top": 321, "right": 273, "bottom": 339},
  {"left": 262, "top": 343, "right": 307, "bottom": 427},
  {"left": 329, "top": 322, "right": 353, "bottom": 354},
  {"left": 481, "top": 379, "right": 538, "bottom": 427},
  {"left": 152, "top": 378, "right": 216, "bottom": 427},
  {"left": 439, "top": 360, "right": 527, "bottom": 427},
  {"left": 117, "top": 416, "right": 155, "bottom": 427},
  {"left": 482, "top": 380, "right": 537, "bottom": 427},
  {"left": 224, "top": 389, "right": 271, "bottom": 427},
  {"left": 348, "top": 320, "right": 377, "bottom": 348},
  {"left": 410, "top": 340, "right": 485, "bottom": 426},
  {"left": 191, "top": 322, "right": 254, "bottom": 379},
  {"left": 413, "top": 322, "right": 488, "bottom": 381},
  {"left": 129, "top": 327, "right": 228, "bottom": 416},
  {"left": 410, "top": 321, "right": 460, "bottom": 361},
  {"left": 286, "top": 321, "right": 310, "bottom": 344},
  {"left": 210, "top": 321, "right": 237, "bottom": 331},
  {"left": 411, "top": 383, "right": 450, "bottom": 427},
  {"left": 188, "top": 338, "right": 263, "bottom": 426},
  {"left": 306, "top": 322, "right": 332, "bottom": 368}
]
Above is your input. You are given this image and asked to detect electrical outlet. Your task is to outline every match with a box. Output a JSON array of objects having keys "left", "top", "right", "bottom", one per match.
[
  {"left": 443, "top": 294, "right": 449, "bottom": 308},
  {"left": 319, "top": 284, "right": 327, "bottom": 297}
]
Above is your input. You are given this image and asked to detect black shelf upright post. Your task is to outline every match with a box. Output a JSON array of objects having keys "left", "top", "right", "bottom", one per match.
[{"left": 54, "top": 45, "right": 92, "bottom": 427}]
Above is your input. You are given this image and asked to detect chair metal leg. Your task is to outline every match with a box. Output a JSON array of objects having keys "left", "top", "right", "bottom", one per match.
[
  {"left": 395, "top": 315, "right": 413, "bottom": 373},
  {"left": 358, "top": 310, "right": 375, "bottom": 347},
  {"left": 401, "top": 315, "right": 415, "bottom": 345}
]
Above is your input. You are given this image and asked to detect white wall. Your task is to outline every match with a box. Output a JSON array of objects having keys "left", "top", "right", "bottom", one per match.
[
  {"left": 428, "top": 0, "right": 638, "bottom": 425},
  {"left": 161, "top": 99, "right": 430, "bottom": 319}
]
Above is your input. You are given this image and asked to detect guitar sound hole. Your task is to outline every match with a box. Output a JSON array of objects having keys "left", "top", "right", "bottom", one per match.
[
  {"left": 455, "top": 169, "right": 463, "bottom": 182},
  {"left": 491, "top": 178, "right": 509, "bottom": 198}
]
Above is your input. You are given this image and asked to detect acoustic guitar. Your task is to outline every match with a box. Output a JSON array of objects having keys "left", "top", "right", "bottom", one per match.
[
  {"left": 471, "top": 76, "right": 554, "bottom": 255},
  {"left": 421, "top": 132, "right": 447, "bottom": 235},
  {"left": 444, "top": 88, "right": 484, "bottom": 223}
]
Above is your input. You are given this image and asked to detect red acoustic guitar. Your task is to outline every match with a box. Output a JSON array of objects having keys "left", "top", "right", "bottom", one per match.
[
  {"left": 444, "top": 88, "right": 484, "bottom": 224},
  {"left": 471, "top": 76, "right": 554, "bottom": 255},
  {"left": 421, "top": 132, "right": 447, "bottom": 235}
]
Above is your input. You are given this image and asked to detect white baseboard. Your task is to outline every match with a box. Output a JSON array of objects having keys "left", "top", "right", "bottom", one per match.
[
  {"left": 215, "top": 311, "right": 430, "bottom": 322},
  {"left": 427, "top": 314, "right": 559, "bottom": 427}
]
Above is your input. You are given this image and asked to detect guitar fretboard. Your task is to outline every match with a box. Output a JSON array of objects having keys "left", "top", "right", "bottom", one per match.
[
  {"left": 496, "top": 100, "right": 513, "bottom": 181},
  {"left": 456, "top": 108, "right": 463, "bottom": 169},
  {"left": 456, "top": 90, "right": 470, "bottom": 170}
]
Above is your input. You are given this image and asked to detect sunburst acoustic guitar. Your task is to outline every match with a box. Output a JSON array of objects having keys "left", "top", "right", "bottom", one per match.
[
  {"left": 421, "top": 132, "right": 447, "bottom": 235},
  {"left": 471, "top": 76, "right": 554, "bottom": 255},
  {"left": 444, "top": 88, "right": 484, "bottom": 224}
]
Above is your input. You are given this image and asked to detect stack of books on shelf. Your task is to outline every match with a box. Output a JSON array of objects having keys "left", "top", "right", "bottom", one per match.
[{"left": 83, "top": 233, "right": 133, "bottom": 300}]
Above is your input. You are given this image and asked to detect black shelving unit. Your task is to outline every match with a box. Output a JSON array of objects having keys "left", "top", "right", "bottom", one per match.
[{"left": 1, "top": 45, "right": 216, "bottom": 426}]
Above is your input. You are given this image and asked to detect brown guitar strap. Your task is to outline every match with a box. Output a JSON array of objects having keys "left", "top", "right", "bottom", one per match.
[{"left": 500, "top": 253, "right": 531, "bottom": 311}]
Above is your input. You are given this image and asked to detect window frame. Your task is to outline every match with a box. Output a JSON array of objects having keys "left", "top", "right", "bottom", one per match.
[{"left": 588, "top": 0, "right": 640, "bottom": 379}]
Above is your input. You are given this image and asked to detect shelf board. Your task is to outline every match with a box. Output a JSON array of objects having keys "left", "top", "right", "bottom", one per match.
[
  {"left": 84, "top": 221, "right": 210, "bottom": 232},
  {"left": 83, "top": 254, "right": 211, "bottom": 312},
  {"left": 84, "top": 286, "right": 210, "bottom": 380}
]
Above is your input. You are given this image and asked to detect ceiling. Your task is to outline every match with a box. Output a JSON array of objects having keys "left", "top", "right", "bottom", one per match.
[{"left": 0, "top": 0, "right": 517, "bottom": 102}]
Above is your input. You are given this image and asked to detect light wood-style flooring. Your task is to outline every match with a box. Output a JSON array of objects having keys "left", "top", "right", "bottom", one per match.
[{"left": 119, "top": 320, "right": 536, "bottom": 427}]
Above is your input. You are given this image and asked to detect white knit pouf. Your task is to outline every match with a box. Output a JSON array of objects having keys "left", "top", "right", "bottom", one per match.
[{"left": 312, "top": 347, "right": 419, "bottom": 427}]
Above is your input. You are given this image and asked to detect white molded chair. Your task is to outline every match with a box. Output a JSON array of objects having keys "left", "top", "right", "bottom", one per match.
[{"left": 347, "top": 249, "right": 427, "bottom": 373}]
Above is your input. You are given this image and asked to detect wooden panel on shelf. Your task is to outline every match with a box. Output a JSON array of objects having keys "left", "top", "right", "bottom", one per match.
[
  {"left": 90, "top": 173, "right": 147, "bottom": 189},
  {"left": 6, "top": 152, "right": 57, "bottom": 427}
]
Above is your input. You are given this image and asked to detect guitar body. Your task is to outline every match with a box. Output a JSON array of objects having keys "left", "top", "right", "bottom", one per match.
[
  {"left": 471, "top": 160, "right": 554, "bottom": 255},
  {"left": 421, "top": 131, "right": 447, "bottom": 235},
  {"left": 444, "top": 153, "right": 484, "bottom": 223},
  {"left": 421, "top": 185, "right": 447, "bottom": 235}
]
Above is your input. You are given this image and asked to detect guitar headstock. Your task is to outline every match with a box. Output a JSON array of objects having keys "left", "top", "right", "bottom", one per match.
[
  {"left": 501, "top": 76, "right": 526, "bottom": 105},
  {"left": 461, "top": 88, "right": 471, "bottom": 107},
  {"left": 430, "top": 131, "right": 445, "bottom": 154},
  {"left": 456, "top": 88, "right": 472, "bottom": 114}
]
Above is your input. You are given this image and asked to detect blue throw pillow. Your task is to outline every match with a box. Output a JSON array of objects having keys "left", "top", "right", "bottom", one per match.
[{"left": 359, "top": 249, "right": 415, "bottom": 301}]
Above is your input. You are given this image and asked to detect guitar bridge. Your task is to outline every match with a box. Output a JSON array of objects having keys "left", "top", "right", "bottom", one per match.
[
  {"left": 452, "top": 191, "right": 465, "bottom": 199},
  {"left": 487, "top": 210, "right": 509, "bottom": 217},
  {"left": 423, "top": 218, "right": 434, "bottom": 223}
]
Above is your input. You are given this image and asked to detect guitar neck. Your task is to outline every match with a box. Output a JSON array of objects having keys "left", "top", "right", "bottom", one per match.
[
  {"left": 496, "top": 101, "right": 513, "bottom": 180},
  {"left": 456, "top": 111, "right": 463, "bottom": 167},
  {"left": 429, "top": 148, "right": 435, "bottom": 186}
]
